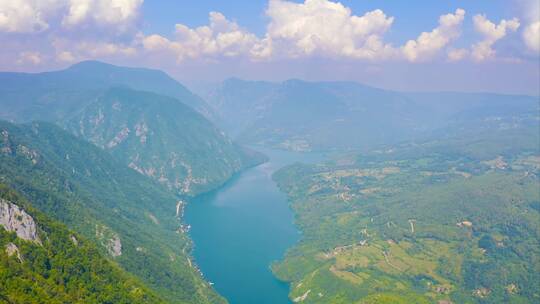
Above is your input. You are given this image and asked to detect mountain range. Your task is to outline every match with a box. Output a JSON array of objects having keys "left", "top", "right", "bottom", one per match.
[
  {"left": 196, "top": 78, "right": 539, "bottom": 152},
  {"left": 0, "top": 61, "right": 538, "bottom": 303},
  {"left": 0, "top": 62, "right": 263, "bottom": 195}
]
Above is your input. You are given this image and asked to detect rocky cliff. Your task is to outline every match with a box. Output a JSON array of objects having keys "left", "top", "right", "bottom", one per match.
[{"left": 0, "top": 198, "right": 40, "bottom": 243}]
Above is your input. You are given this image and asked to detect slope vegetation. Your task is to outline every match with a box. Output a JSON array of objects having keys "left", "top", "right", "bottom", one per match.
[{"left": 0, "top": 121, "right": 225, "bottom": 304}]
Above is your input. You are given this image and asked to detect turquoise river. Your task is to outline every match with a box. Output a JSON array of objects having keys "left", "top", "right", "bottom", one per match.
[{"left": 185, "top": 147, "right": 326, "bottom": 304}]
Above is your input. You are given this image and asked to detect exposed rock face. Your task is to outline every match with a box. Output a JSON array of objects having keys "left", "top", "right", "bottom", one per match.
[
  {"left": 63, "top": 88, "right": 255, "bottom": 196},
  {"left": 96, "top": 224, "right": 122, "bottom": 257},
  {"left": 1, "top": 130, "right": 12, "bottom": 154},
  {"left": 70, "top": 235, "right": 79, "bottom": 246},
  {"left": 106, "top": 127, "right": 130, "bottom": 149},
  {"left": 18, "top": 145, "right": 39, "bottom": 164},
  {"left": 108, "top": 235, "right": 122, "bottom": 257},
  {"left": 5, "top": 242, "right": 22, "bottom": 262},
  {"left": 0, "top": 198, "right": 40, "bottom": 243}
]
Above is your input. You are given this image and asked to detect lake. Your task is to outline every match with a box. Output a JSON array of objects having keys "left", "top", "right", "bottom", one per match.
[{"left": 185, "top": 147, "right": 326, "bottom": 304}]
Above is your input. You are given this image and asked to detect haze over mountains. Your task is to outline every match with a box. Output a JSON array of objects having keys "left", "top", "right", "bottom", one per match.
[
  {"left": 0, "top": 61, "right": 213, "bottom": 122},
  {"left": 0, "top": 61, "right": 262, "bottom": 196},
  {"left": 197, "top": 78, "right": 539, "bottom": 152},
  {"left": 0, "top": 60, "right": 538, "bottom": 304},
  {"left": 0, "top": 61, "right": 253, "bottom": 302},
  {"left": 0, "top": 121, "right": 225, "bottom": 303}
]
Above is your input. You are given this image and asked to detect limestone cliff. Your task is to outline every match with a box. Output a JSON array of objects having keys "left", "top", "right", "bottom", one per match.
[{"left": 0, "top": 198, "right": 40, "bottom": 243}]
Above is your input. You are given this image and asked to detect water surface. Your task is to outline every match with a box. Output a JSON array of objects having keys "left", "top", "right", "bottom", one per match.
[{"left": 185, "top": 147, "right": 326, "bottom": 304}]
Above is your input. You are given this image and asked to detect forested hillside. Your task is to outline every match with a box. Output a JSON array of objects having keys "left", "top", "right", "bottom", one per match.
[
  {"left": 0, "top": 61, "right": 263, "bottom": 196},
  {"left": 0, "top": 120, "right": 225, "bottom": 304},
  {"left": 0, "top": 184, "right": 165, "bottom": 304},
  {"left": 64, "top": 87, "right": 263, "bottom": 195},
  {"left": 272, "top": 123, "right": 540, "bottom": 303}
]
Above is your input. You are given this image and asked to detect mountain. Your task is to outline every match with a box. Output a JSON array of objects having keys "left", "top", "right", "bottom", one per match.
[
  {"left": 198, "top": 79, "right": 539, "bottom": 152},
  {"left": 0, "top": 60, "right": 214, "bottom": 122},
  {"left": 0, "top": 62, "right": 264, "bottom": 196},
  {"left": 0, "top": 184, "right": 165, "bottom": 304},
  {"left": 0, "top": 120, "right": 225, "bottom": 304},
  {"left": 63, "top": 87, "right": 263, "bottom": 195}
]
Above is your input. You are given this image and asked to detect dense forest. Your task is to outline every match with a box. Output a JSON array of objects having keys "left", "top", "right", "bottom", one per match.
[
  {"left": 272, "top": 125, "right": 540, "bottom": 303},
  {"left": 0, "top": 120, "right": 225, "bottom": 304},
  {"left": 0, "top": 184, "right": 166, "bottom": 304}
]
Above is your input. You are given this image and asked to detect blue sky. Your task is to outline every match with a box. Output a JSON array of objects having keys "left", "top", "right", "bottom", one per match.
[
  {"left": 0, "top": 0, "right": 539, "bottom": 94},
  {"left": 143, "top": 0, "right": 512, "bottom": 40}
]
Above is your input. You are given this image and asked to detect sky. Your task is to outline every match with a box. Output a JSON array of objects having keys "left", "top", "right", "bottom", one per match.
[{"left": 1, "top": 0, "right": 539, "bottom": 95}]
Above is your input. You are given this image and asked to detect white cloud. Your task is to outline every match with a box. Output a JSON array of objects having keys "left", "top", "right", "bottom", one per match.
[
  {"left": 52, "top": 37, "right": 137, "bottom": 62},
  {"left": 143, "top": 12, "right": 265, "bottom": 62},
  {"left": 523, "top": 21, "right": 540, "bottom": 52},
  {"left": 17, "top": 51, "right": 43, "bottom": 64},
  {"left": 265, "top": 0, "right": 395, "bottom": 59},
  {"left": 62, "top": 0, "right": 142, "bottom": 31},
  {"left": 402, "top": 9, "right": 465, "bottom": 62},
  {"left": 447, "top": 48, "right": 468, "bottom": 61},
  {"left": 0, "top": 0, "right": 143, "bottom": 69},
  {"left": 141, "top": 0, "right": 398, "bottom": 62},
  {"left": 0, "top": 0, "right": 142, "bottom": 33},
  {"left": 0, "top": 0, "right": 61, "bottom": 33},
  {"left": 57, "top": 50, "right": 76, "bottom": 62},
  {"left": 1, "top": 0, "right": 535, "bottom": 70},
  {"left": 470, "top": 15, "right": 520, "bottom": 61}
]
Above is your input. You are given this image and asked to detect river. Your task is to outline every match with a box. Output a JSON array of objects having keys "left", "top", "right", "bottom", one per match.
[{"left": 184, "top": 147, "right": 326, "bottom": 304}]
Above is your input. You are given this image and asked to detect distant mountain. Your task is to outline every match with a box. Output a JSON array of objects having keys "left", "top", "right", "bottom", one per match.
[
  {"left": 0, "top": 184, "right": 165, "bottom": 304},
  {"left": 0, "top": 120, "right": 225, "bottom": 304},
  {"left": 0, "top": 62, "right": 264, "bottom": 196},
  {"left": 64, "top": 87, "right": 264, "bottom": 195},
  {"left": 199, "top": 79, "right": 539, "bottom": 151},
  {"left": 0, "top": 60, "right": 214, "bottom": 122}
]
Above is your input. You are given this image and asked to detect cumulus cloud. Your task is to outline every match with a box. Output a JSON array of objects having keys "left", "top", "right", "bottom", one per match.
[
  {"left": 516, "top": 0, "right": 539, "bottom": 53},
  {"left": 523, "top": 21, "right": 540, "bottom": 52},
  {"left": 143, "top": 0, "right": 398, "bottom": 62},
  {"left": 402, "top": 9, "right": 465, "bottom": 62},
  {"left": 0, "top": 0, "right": 535, "bottom": 70},
  {"left": 0, "top": 0, "right": 143, "bottom": 69},
  {"left": 57, "top": 51, "right": 76, "bottom": 62},
  {"left": 143, "top": 12, "right": 266, "bottom": 62},
  {"left": 264, "top": 0, "right": 395, "bottom": 59},
  {"left": 447, "top": 48, "right": 468, "bottom": 61},
  {"left": 62, "top": 0, "right": 142, "bottom": 31},
  {"left": 0, "top": 0, "right": 59, "bottom": 33},
  {"left": 470, "top": 15, "right": 520, "bottom": 61},
  {"left": 0, "top": 0, "right": 142, "bottom": 34},
  {"left": 53, "top": 37, "right": 137, "bottom": 62},
  {"left": 141, "top": 0, "right": 401, "bottom": 62},
  {"left": 17, "top": 51, "right": 43, "bottom": 65}
]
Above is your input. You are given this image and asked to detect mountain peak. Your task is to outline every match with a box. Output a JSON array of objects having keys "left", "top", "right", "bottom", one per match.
[{"left": 67, "top": 60, "right": 118, "bottom": 71}]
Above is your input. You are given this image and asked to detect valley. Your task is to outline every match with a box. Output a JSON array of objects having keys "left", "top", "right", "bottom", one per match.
[
  {"left": 0, "top": 60, "right": 538, "bottom": 304},
  {"left": 196, "top": 78, "right": 538, "bottom": 152},
  {"left": 185, "top": 147, "right": 327, "bottom": 304},
  {"left": 1, "top": 1, "right": 539, "bottom": 303}
]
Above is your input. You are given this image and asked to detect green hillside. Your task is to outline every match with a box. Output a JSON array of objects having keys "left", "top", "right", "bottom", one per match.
[
  {"left": 272, "top": 126, "right": 540, "bottom": 303},
  {"left": 0, "top": 120, "right": 225, "bottom": 304},
  {"left": 0, "top": 184, "right": 165, "bottom": 304},
  {"left": 0, "top": 62, "right": 264, "bottom": 196},
  {"left": 64, "top": 87, "right": 263, "bottom": 195},
  {"left": 0, "top": 61, "right": 213, "bottom": 122}
]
